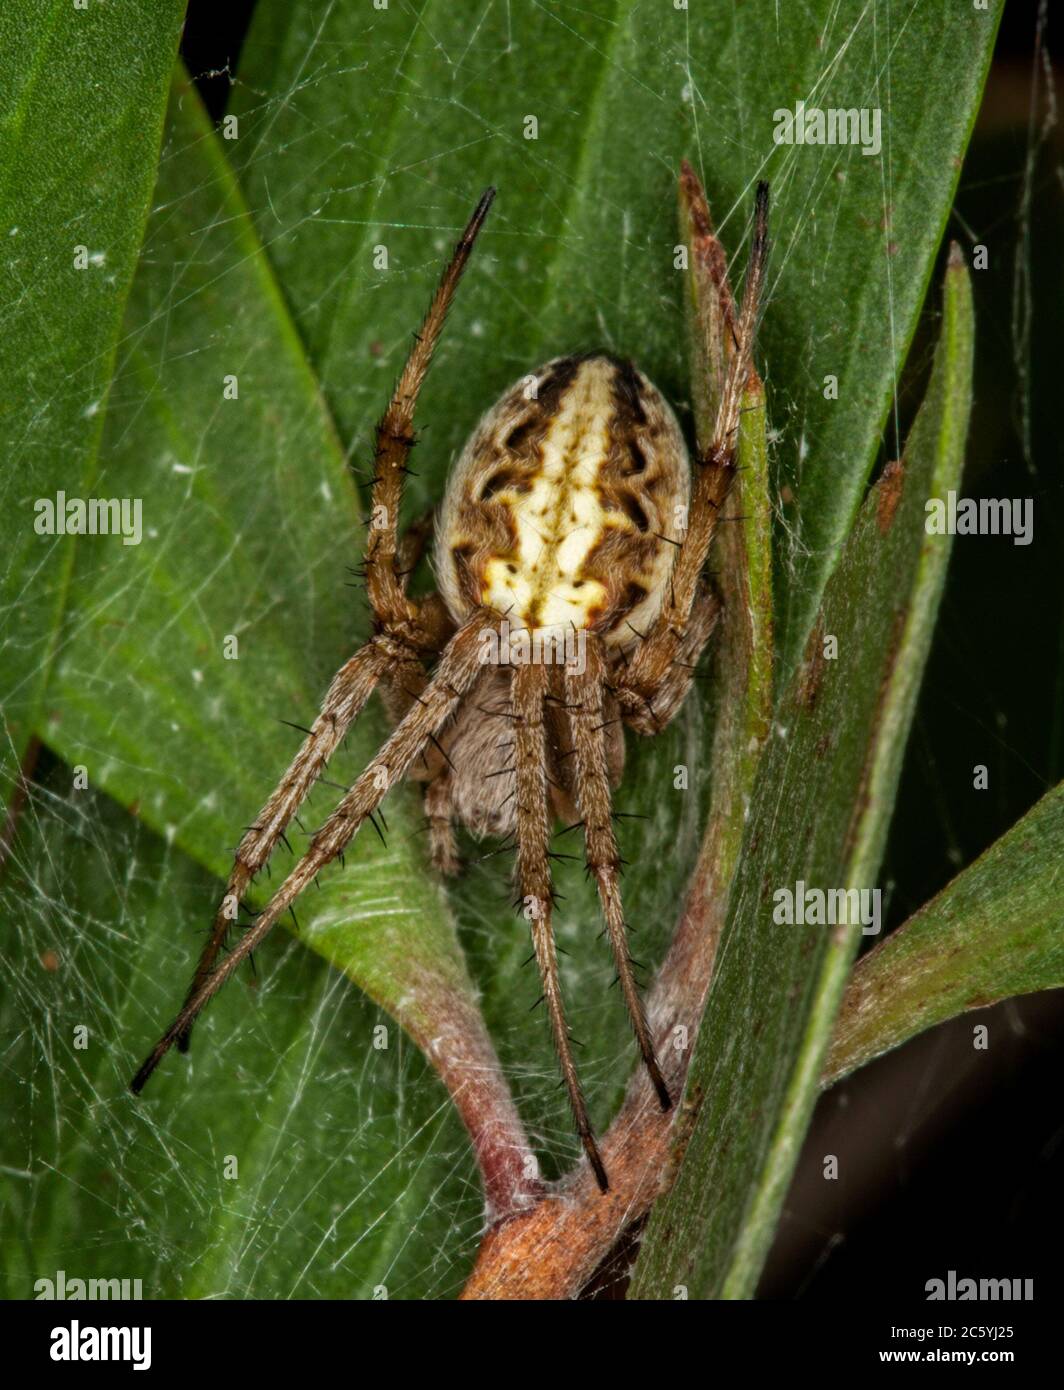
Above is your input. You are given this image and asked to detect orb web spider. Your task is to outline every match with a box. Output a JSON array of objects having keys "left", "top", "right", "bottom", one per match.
[{"left": 132, "top": 172, "right": 769, "bottom": 1194}]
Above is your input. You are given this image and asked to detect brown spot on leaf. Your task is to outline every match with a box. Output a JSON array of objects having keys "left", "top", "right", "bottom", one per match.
[
  {"left": 876, "top": 459, "right": 905, "bottom": 534},
  {"left": 797, "top": 616, "right": 827, "bottom": 711}
]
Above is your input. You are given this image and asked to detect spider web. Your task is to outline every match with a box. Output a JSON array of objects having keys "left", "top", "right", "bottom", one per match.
[{"left": 2, "top": 0, "right": 1057, "bottom": 1302}]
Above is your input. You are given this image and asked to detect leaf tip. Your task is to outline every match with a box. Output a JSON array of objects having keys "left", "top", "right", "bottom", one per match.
[{"left": 678, "top": 158, "right": 714, "bottom": 242}]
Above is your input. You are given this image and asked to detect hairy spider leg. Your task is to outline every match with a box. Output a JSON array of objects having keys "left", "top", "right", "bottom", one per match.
[
  {"left": 164, "top": 191, "right": 494, "bottom": 1056},
  {"left": 566, "top": 637, "right": 671, "bottom": 1113},
  {"left": 366, "top": 189, "right": 496, "bottom": 634},
  {"left": 132, "top": 613, "right": 492, "bottom": 1094},
  {"left": 615, "top": 179, "right": 769, "bottom": 728},
  {"left": 512, "top": 659, "right": 609, "bottom": 1192}
]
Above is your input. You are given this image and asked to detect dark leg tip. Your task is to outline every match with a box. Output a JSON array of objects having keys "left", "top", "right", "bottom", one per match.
[
  {"left": 585, "top": 1141, "right": 610, "bottom": 1194},
  {"left": 130, "top": 1027, "right": 180, "bottom": 1095},
  {"left": 649, "top": 1062, "right": 673, "bottom": 1113}
]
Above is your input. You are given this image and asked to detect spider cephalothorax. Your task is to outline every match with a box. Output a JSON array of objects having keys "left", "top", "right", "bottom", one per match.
[{"left": 132, "top": 179, "right": 768, "bottom": 1194}]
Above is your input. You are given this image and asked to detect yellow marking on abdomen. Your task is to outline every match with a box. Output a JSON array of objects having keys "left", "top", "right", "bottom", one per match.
[{"left": 481, "top": 362, "right": 624, "bottom": 632}]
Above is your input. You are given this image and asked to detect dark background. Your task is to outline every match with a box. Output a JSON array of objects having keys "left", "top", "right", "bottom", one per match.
[{"left": 179, "top": 0, "right": 1063, "bottom": 1301}]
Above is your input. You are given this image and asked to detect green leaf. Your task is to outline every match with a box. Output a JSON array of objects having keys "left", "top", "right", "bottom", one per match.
[
  {"left": 229, "top": 0, "right": 1002, "bottom": 677},
  {"left": 630, "top": 249, "right": 975, "bottom": 1299},
  {"left": 647, "top": 167, "right": 776, "bottom": 1077},
  {"left": 10, "top": 0, "right": 1001, "bottom": 1297},
  {"left": 0, "top": 762, "right": 481, "bottom": 1300},
  {"left": 825, "top": 779, "right": 1064, "bottom": 1088},
  {"left": 0, "top": 0, "right": 185, "bottom": 755},
  {"left": 32, "top": 75, "right": 523, "bottom": 1285},
  {"left": 216, "top": 0, "right": 1001, "bottom": 1187}
]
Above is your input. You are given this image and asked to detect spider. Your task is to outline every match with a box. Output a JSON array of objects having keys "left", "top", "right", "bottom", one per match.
[{"left": 132, "top": 173, "right": 769, "bottom": 1194}]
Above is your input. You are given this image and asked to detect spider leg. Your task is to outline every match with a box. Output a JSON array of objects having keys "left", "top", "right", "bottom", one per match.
[
  {"left": 375, "top": 509, "right": 458, "bottom": 733},
  {"left": 424, "top": 771, "right": 460, "bottom": 876},
  {"left": 566, "top": 639, "right": 671, "bottom": 1110},
  {"left": 131, "top": 612, "right": 491, "bottom": 1094},
  {"left": 394, "top": 506, "right": 437, "bottom": 584},
  {"left": 174, "top": 638, "right": 408, "bottom": 1052},
  {"left": 613, "top": 586, "right": 720, "bottom": 737},
  {"left": 614, "top": 180, "right": 768, "bottom": 725},
  {"left": 512, "top": 659, "right": 608, "bottom": 1193},
  {"left": 365, "top": 189, "right": 495, "bottom": 636},
  {"left": 181, "top": 502, "right": 455, "bottom": 1055}
]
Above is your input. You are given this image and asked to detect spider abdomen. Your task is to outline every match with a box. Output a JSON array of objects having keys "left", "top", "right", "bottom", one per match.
[{"left": 436, "top": 353, "right": 690, "bottom": 642}]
